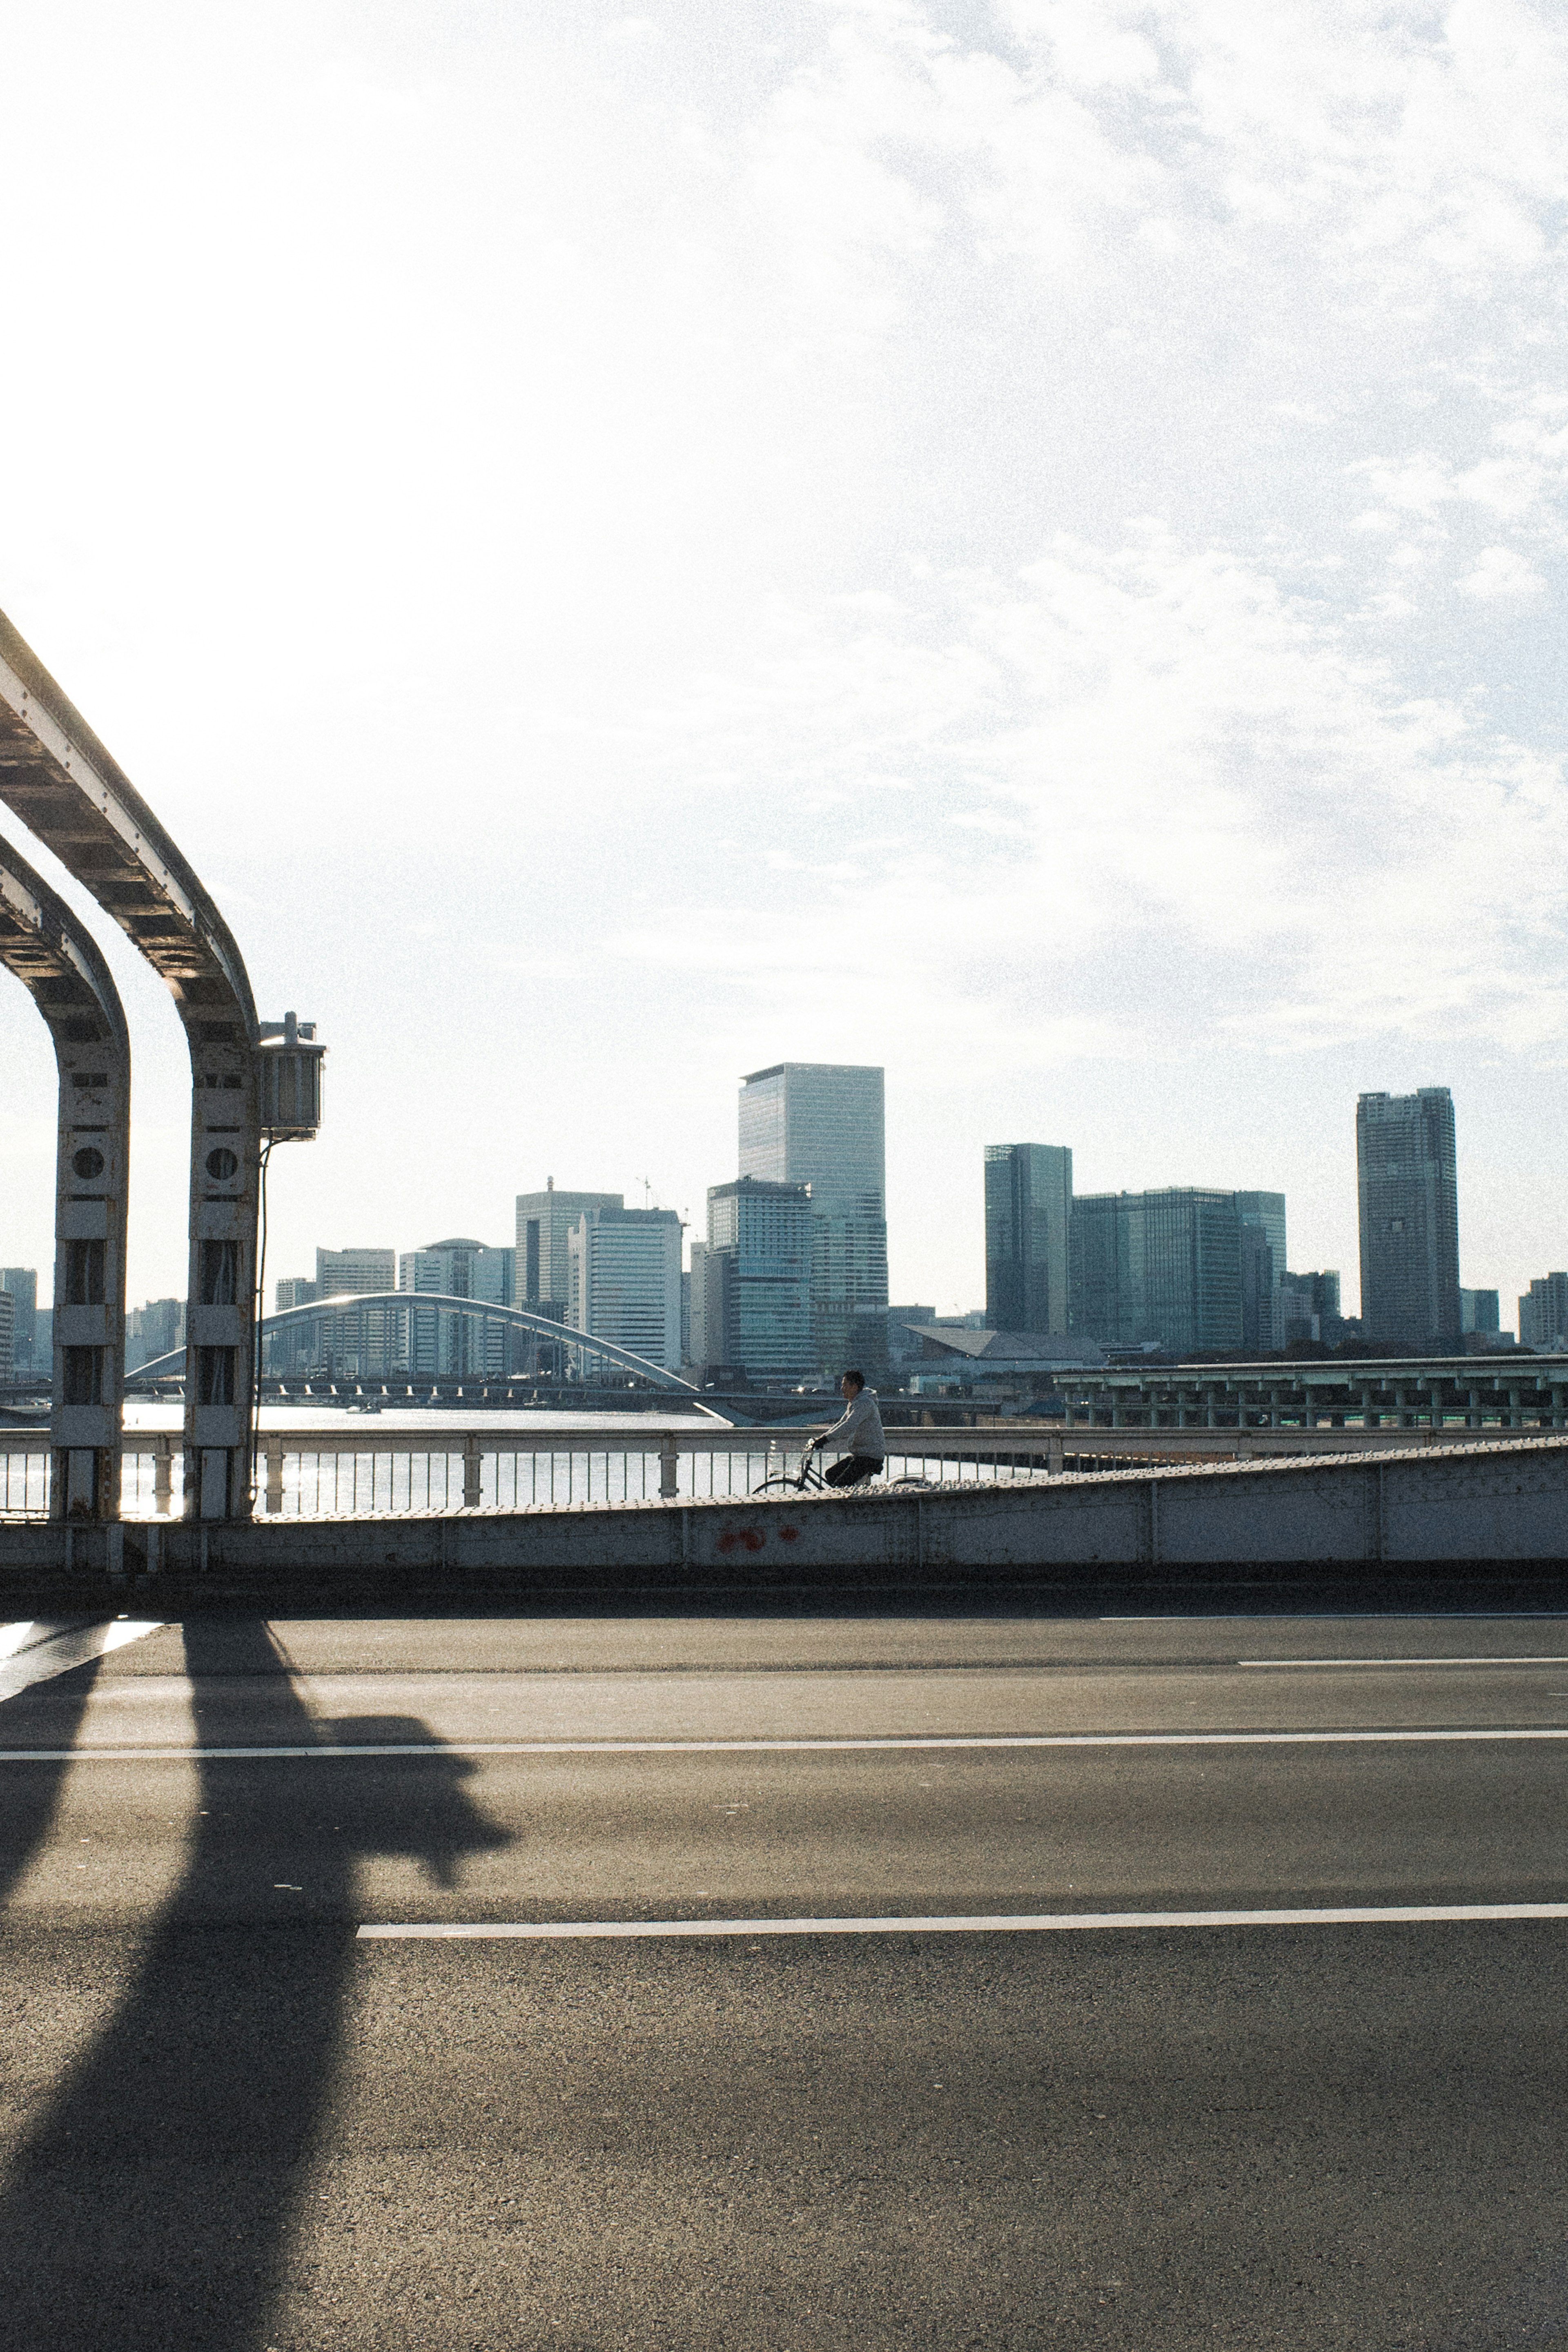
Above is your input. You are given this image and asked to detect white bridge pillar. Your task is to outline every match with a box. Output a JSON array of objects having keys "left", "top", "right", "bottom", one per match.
[{"left": 0, "top": 834, "right": 130, "bottom": 1519}]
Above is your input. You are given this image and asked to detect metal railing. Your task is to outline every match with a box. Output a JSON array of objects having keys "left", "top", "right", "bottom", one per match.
[{"left": 0, "top": 1417, "right": 1553, "bottom": 1522}]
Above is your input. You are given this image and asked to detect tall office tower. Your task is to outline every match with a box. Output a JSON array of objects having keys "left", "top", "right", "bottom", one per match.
[
  {"left": 739, "top": 1063, "right": 889, "bottom": 1377},
  {"left": 0, "top": 1269, "right": 38, "bottom": 1374},
  {"left": 314, "top": 1245, "right": 397, "bottom": 1376},
  {"left": 515, "top": 1184, "right": 624, "bottom": 1320},
  {"left": 1519, "top": 1274, "right": 1568, "bottom": 1351},
  {"left": 704, "top": 1176, "right": 813, "bottom": 1383},
  {"left": 0, "top": 1286, "right": 13, "bottom": 1382},
  {"left": 1356, "top": 1089, "right": 1461, "bottom": 1346},
  {"left": 1070, "top": 1189, "right": 1243, "bottom": 1354},
  {"left": 984, "top": 1145, "right": 1072, "bottom": 1334},
  {"left": 1234, "top": 1191, "right": 1286, "bottom": 1353},
  {"left": 567, "top": 1206, "right": 683, "bottom": 1373},
  {"left": 399, "top": 1239, "right": 515, "bottom": 1376}
]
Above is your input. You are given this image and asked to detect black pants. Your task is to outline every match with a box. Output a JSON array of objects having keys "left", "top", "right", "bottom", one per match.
[{"left": 823, "top": 1454, "right": 883, "bottom": 1489}]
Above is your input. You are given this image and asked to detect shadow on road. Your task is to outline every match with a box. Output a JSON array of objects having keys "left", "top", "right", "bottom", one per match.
[
  {"left": 0, "top": 1615, "right": 508, "bottom": 2352},
  {"left": 0, "top": 1650, "right": 101, "bottom": 1909}
]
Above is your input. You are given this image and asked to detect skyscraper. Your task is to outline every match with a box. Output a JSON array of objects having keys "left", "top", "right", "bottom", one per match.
[
  {"left": 704, "top": 1176, "right": 813, "bottom": 1382},
  {"left": 515, "top": 1184, "right": 624, "bottom": 1318},
  {"left": 1070, "top": 1189, "right": 1243, "bottom": 1354},
  {"left": 739, "top": 1062, "right": 888, "bottom": 1376},
  {"left": 1356, "top": 1089, "right": 1461, "bottom": 1346},
  {"left": 984, "top": 1145, "right": 1072, "bottom": 1335},
  {"left": 1235, "top": 1191, "right": 1286, "bottom": 1354},
  {"left": 567, "top": 1206, "right": 683, "bottom": 1373}
]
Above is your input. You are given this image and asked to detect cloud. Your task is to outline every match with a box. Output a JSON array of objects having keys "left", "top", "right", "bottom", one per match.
[
  {"left": 604, "top": 524, "right": 1568, "bottom": 1075},
  {"left": 1459, "top": 544, "right": 1548, "bottom": 599}
]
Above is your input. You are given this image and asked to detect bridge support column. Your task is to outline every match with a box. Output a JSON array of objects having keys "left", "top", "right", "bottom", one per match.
[{"left": 0, "top": 836, "right": 130, "bottom": 1523}]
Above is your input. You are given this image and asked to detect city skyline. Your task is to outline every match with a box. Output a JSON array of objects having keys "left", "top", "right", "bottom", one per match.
[{"left": 2, "top": 8, "right": 1565, "bottom": 1342}]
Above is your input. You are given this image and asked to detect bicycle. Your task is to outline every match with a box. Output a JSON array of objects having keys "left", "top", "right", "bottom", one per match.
[
  {"left": 750, "top": 1456, "right": 831, "bottom": 1497},
  {"left": 749, "top": 1454, "right": 935, "bottom": 1497}
]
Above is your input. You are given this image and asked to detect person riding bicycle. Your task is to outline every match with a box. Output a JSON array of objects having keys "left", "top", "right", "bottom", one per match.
[{"left": 808, "top": 1369, "right": 885, "bottom": 1489}]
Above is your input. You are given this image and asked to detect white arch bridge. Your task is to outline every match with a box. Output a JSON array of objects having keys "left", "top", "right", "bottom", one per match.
[{"left": 128, "top": 1292, "right": 717, "bottom": 1404}]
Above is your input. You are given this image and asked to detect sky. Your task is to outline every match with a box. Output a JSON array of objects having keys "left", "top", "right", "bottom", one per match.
[{"left": 2, "top": 0, "right": 1567, "bottom": 1323}]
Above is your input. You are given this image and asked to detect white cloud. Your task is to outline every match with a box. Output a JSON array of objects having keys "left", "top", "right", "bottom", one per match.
[{"left": 1460, "top": 543, "right": 1548, "bottom": 599}]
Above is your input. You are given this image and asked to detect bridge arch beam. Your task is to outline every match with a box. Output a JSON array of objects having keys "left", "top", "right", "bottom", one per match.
[
  {"left": 0, "top": 832, "right": 131, "bottom": 1519},
  {"left": 130, "top": 1293, "right": 708, "bottom": 1399},
  {"left": 0, "top": 609, "right": 321, "bottom": 1521}
]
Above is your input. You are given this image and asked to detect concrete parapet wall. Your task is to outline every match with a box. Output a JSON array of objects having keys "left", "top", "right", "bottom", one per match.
[{"left": 2, "top": 1439, "right": 1566, "bottom": 1604}]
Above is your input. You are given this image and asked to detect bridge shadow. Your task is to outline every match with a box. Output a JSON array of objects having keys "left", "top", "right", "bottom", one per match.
[
  {"left": 0, "top": 1648, "right": 102, "bottom": 1909},
  {"left": 0, "top": 1616, "right": 508, "bottom": 2352}
]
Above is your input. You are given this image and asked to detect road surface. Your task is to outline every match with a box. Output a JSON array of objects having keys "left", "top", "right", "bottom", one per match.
[{"left": 3, "top": 1608, "right": 1568, "bottom": 2348}]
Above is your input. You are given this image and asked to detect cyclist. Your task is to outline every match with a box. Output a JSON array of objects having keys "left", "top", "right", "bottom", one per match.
[{"left": 808, "top": 1368, "right": 885, "bottom": 1489}]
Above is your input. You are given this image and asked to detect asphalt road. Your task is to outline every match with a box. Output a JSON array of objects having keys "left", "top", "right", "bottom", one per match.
[{"left": 5, "top": 1608, "right": 1568, "bottom": 2350}]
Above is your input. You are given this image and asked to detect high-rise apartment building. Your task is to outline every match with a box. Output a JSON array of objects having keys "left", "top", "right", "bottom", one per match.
[
  {"left": 1356, "top": 1089, "right": 1461, "bottom": 1346},
  {"left": 567, "top": 1206, "right": 682, "bottom": 1374},
  {"left": 515, "top": 1185, "right": 624, "bottom": 1319},
  {"left": 0, "top": 1287, "right": 13, "bottom": 1383},
  {"left": 984, "top": 1145, "right": 1072, "bottom": 1335},
  {"left": 0, "top": 1269, "right": 38, "bottom": 1375},
  {"left": 312, "top": 1246, "right": 397, "bottom": 1375},
  {"left": 1235, "top": 1192, "right": 1287, "bottom": 1354},
  {"left": 702, "top": 1176, "right": 812, "bottom": 1383},
  {"left": 738, "top": 1063, "right": 888, "bottom": 1376},
  {"left": 399, "top": 1239, "right": 515, "bottom": 1375},
  {"left": 1070, "top": 1189, "right": 1243, "bottom": 1354},
  {"left": 1519, "top": 1274, "right": 1568, "bottom": 1352}
]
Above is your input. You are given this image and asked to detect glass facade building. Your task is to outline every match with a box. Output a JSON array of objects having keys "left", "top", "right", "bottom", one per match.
[
  {"left": 703, "top": 1176, "right": 812, "bottom": 1382},
  {"left": 1235, "top": 1190, "right": 1287, "bottom": 1353},
  {"left": 739, "top": 1063, "right": 888, "bottom": 1376},
  {"left": 984, "top": 1144, "right": 1072, "bottom": 1335},
  {"left": 1356, "top": 1089, "right": 1461, "bottom": 1346},
  {"left": 1070, "top": 1189, "right": 1243, "bottom": 1354}
]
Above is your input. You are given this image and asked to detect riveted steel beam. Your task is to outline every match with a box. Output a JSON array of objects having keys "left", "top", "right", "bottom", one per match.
[
  {"left": 0, "top": 831, "right": 130, "bottom": 1518},
  {"left": 0, "top": 610, "right": 264, "bottom": 1520}
]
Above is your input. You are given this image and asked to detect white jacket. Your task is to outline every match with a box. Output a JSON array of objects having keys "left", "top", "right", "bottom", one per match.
[{"left": 815, "top": 1387, "right": 885, "bottom": 1459}]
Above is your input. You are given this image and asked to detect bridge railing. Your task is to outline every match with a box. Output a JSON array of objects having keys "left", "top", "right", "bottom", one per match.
[
  {"left": 0, "top": 1423, "right": 1109, "bottom": 1519},
  {"left": 1, "top": 1416, "right": 1561, "bottom": 1521}
]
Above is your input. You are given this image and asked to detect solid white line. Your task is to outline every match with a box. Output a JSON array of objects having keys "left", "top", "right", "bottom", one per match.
[
  {"left": 1240, "top": 1658, "right": 1568, "bottom": 1669},
  {"left": 9, "top": 1726, "right": 1568, "bottom": 1761},
  {"left": 357, "top": 1903, "right": 1568, "bottom": 1941}
]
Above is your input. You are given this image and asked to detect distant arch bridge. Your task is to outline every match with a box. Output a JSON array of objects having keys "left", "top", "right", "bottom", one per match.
[{"left": 127, "top": 1292, "right": 715, "bottom": 1404}]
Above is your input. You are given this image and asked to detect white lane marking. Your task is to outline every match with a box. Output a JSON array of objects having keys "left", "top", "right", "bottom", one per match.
[
  {"left": 358, "top": 1903, "right": 1568, "bottom": 1941},
  {"left": 9, "top": 1726, "right": 1568, "bottom": 1760},
  {"left": 1241, "top": 1657, "right": 1568, "bottom": 1669},
  {"left": 0, "top": 1619, "right": 163, "bottom": 1703}
]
